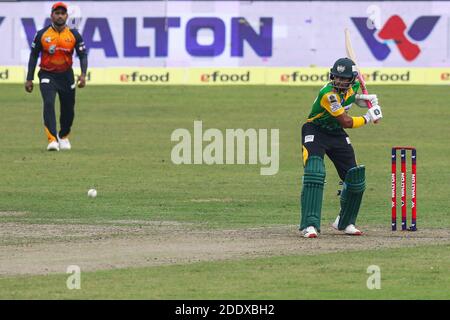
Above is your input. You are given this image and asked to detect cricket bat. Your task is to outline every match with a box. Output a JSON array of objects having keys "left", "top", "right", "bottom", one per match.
[{"left": 344, "top": 28, "right": 378, "bottom": 123}]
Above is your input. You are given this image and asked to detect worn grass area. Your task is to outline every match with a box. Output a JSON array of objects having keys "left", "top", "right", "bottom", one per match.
[{"left": 1, "top": 244, "right": 449, "bottom": 299}]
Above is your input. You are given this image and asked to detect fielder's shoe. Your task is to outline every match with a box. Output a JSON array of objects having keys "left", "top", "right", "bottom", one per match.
[
  {"left": 301, "top": 226, "right": 318, "bottom": 238},
  {"left": 332, "top": 215, "right": 362, "bottom": 236},
  {"left": 47, "top": 141, "right": 59, "bottom": 151},
  {"left": 59, "top": 137, "right": 71, "bottom": 150}
]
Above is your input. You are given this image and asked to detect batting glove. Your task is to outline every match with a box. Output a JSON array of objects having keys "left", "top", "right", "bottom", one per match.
[
  {"left": 355, "top": 94, "right": 378, "bottom": 108},
  {"left": 363, "top": 104, "right": 383, "bottom": 123}
]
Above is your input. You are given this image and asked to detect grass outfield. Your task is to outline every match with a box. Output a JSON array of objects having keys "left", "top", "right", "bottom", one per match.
[
  {"left": 1, "top": 245, "right": 450, "bottom": 299},
  {"left": 0, "top": 84, "right": 449, "bottom": 299}
]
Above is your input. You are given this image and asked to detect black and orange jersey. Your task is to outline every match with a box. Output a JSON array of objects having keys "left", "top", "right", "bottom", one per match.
[{"left": 27, "top": 24, "right": 87, "bottom": 80}]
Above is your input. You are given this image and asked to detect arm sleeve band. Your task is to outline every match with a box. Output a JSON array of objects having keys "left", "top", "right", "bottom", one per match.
[
  {"left": 79, "top": 55, "right": 88, "bottom": 75},
  {"left": 351, "top": 116, "right": 366, "bottom": 128},
  {"left": 26, "top": 53, "right": 39, "bottom": 81},
  {"left": 26, "top": 31, "right": 43, "bottom": 81},
  {"left": 72, "top": 29, "right": 88, "bottom": 75}
]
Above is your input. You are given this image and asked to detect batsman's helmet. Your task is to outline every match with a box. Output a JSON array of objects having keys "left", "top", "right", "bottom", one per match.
[{"left": 330, "top": 58, "right": 358, "bottom": 91}]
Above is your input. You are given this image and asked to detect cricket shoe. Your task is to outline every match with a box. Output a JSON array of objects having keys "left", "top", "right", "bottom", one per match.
[
  {"left": 47, "top": 141, "right": 60, "bottom": 151},
  {"left": 59, "top": 137, "right": 71, "bottom": 150},
  {"left": 301, "top": 226, "right": 318, "bottom": 238},
  {"left": 332, "top": 216, "right": 363, "bottom": 236}
]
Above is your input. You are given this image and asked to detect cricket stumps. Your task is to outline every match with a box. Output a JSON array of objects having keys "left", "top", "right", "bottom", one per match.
[{"left": 391, "top": 146, "right": 417, "bottom": 231}]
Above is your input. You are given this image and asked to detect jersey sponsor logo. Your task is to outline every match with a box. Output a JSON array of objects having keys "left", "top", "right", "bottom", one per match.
[
  {"left": 45, "top": 36, "right": 52, "bottom": 43},
  {"left": 49, "top": 45, "right": 56, "bottom": 54},
  {"left": 331, "top": 103, "right": 341, "bottom": 113},
  {"left": 58, "top": 47, "right": 72, "bottom": 53},
  {"left": 304, "top": 135, "right": 314, "bottom": 143},
  {"left": 327, "top": 94, "right": 342, "bottom": 113},
  {"left": 328, "top": 94, "right": 338, "bottom": 103}
]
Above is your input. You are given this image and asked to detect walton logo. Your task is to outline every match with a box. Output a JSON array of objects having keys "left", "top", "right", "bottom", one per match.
[{"left": 352, "top": 15, "right": 440, "bottom": 61}]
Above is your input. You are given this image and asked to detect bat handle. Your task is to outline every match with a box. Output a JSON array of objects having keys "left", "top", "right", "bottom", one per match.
[{"left": 359, "top": 79, "right": 379, "bottom": 124}]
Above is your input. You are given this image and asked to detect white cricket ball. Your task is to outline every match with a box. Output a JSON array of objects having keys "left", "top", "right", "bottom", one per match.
[{"left": 87, "top": 188, "right": 97, "bottom": 198}]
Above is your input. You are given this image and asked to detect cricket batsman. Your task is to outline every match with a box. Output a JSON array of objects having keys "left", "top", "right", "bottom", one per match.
[
  {"left": 25, "top": 2, "right": 88, "bottom": 151},
  {"left": 300, "top": 57, "right": 383, "bottom": 238}
]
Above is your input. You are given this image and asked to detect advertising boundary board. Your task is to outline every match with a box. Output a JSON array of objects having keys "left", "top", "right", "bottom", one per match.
[{"left": 1, "top": 66, "right": 450, "bottom": 85}]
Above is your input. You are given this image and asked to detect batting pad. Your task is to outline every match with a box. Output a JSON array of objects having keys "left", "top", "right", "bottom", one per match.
[
  {"left": 338, "top": 165, "right": 366, "bottom": 230},
  {"left": 300, "top": 156, "right": 326, "bottom": 232}
]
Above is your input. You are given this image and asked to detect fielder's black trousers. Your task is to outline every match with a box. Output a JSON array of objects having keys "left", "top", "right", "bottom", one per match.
[
  {"left": 301, "top": 122, "right": 357, "bottom": 181},
  {"left": 38, "top": 68, "right": 75, "bottom": 142}
]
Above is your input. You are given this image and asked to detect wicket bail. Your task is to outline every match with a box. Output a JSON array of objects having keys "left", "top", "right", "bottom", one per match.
[{"left": 391, "top": 147, "right": 417, "bottom": 231}]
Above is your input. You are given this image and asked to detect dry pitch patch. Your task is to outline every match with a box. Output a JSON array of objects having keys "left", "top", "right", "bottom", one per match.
[{"left": 1, "top": 217, "right": 450, "bottom": 276}]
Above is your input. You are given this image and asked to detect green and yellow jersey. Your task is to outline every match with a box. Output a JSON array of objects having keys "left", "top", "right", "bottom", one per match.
[{"left": 307, "top": 82, "right": 361, "bottom": 133}]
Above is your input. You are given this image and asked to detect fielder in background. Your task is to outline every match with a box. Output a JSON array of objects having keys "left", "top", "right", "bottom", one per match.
[
  {"left": 300, "top": 57, "right": 383, "bottom": 238},
  {"left": 25, "top": 2, "right": 88, "bottom": 151}
]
